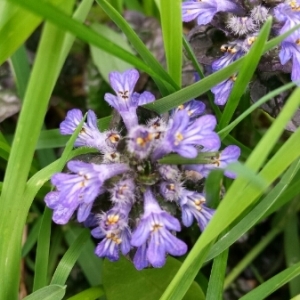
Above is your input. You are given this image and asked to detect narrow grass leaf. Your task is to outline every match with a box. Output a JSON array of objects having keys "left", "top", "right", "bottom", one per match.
[
  {"left": 33, "top": 207, "right": 53, "bottom": 291},
  {"left": 284, "top": 210, "right": 300, "bottom": 297},
  {"left": 182, "top": 36, "right": 221, "bottom": 119},
  {"left": 240, "top": 262, "right": 300, "bottom": 300},
  {"left": 206, "top": 249, "right": 229, "bottom": 300},
  {"left": 218, "top": 18, "right": 272, "bottom": 129},
  {"left": 22, "top": 216, "right": 42, "bottom": 257},
  {"left": 161, "top": 0, "right": 182, "bottom": 86},
  {"left": 23, "top": 285, "right": 66, "bottom": 300},
  {"left": 0, "top": 3, "right": 76, "bottom": 296},
  {"left": 67, "top": 286, "right": 105, "bottom": 300},
  {"left": 51, "top": 229, "right": 89, "bottom": 285},
  {"left": 10, "top": 45, "right": 31, "bottom": 99},
  {"left": 0, "top": 0, "right": 64, "bottom": 65},
  {"left": 158, "top": 152, "right": 218, "bottom": 165},
  {"left": 218, "top": 81, "right": 296, "bottom": 139},
  {"left": 64, "top": 225, "right": 103, "bottom": 286}
]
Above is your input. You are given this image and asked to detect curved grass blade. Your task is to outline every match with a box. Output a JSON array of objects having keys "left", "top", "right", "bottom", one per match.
[
  {"left": 96, "top": 0, "right": 177, "bottom": 94},
  {"left": 7, "top": 0, "right": 170, "bottom": 89},
  {"left": 0, "top": 0, "right": 63, "bottom": 65},
  {"left": 218, "top": 81, "right": 296, "bottom": 139},
  {"left": 51, "top": 229, "right": 89, "bottom": 285},
  {"left": 218, "top": 18, "right": 272, "bottom": 129},
  {"left": 161, "top": 0, "right": 182, "bottom": 87},
  {"left": 240, "top": 262, "right": 300, "bottom": 300},
  {"left": 67, "top": 286, "right": 104, "bottom": 300},
  {"left": 206, "top": 249, "right": 228, "bottom": 300},
  {"left": 33, "top": 207, "right": 53, "bottom": 291},
  {"left": 23, "top": 285, "right": 66, "bottom": 300}
]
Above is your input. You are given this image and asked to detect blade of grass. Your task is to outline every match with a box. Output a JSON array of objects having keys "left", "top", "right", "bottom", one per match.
[
  {"left": 240, "top": 262, "right": 300, "bottom": 300},
  {"left": 67, "top": 286, "right": 105, "bottom": 300},
  {"left": 206, "top": 249, "right": 228, "bottom": 300},
  {"left": 0, "top": 0, "right": 93, "bottom": 297},
  {"left": 284, "top": 206, "right": 300, "bottom": 297},
  {"left": 51, "top": 229, "right": 89, "bottom": 285},
  {"left": 23, "top": 285, "right": 66, "bottom": 300},
  {"left": 33, "top": 208, "right": 53, "bottom": 291},
  {"left": 0, "top": 0, "right": 64, "bottom": 65},
  {"left": 182, "top": 35, "right": 221, "bottom": 119},
  {"left": 161, "top": 0, "right": 182, "bottom": 87},
  {"left": 218, "top": 81, "right": 296, "bottom": 139},
  {"left": 218, "top": 18, "right": 272, "bottom": 129},
  {"left": 96, "top": 0, "right": 177, "bottom": 94}
]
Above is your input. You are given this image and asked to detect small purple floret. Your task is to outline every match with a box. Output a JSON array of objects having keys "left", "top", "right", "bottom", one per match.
[
  {"left": 131, "top": 188, "right": 187, "bottom": 269},
  {"left": 179, "top": 190, "right": 215, "bottom": 231}
]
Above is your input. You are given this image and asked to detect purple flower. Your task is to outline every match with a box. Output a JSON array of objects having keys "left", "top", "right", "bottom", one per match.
[
  {"left": 92, "top": 208, "right": 131, "bottom": 261},
  {"left": 104, "top": 69, "right": 155, "bottom": 130},
  {"left": 158, "top": 165, "right": 181, "bottom": 181},
  {"left": 131, "top": 188, "right": 187, "bottom": 269},
  {"left": 186, "top": 145, "right": 241, "bottom": 178},
  {"left": 159, "top": 181, "right": 182, "bottom": 201},
  {"left": 211, "top": 76, "right": 236, "bottom": 105},
  {"left": 280, "top": 38, "right": 300, "bottom": 82},
  {"left": 172, "top": 100, "right": 205, "bottom": 120},
  {"left": 227, "top": 16, "right": 257, "bottom": 36},
  {"left": 110, "top": 178, "right": 136, "bottom": 206},
  {"left": 45, "top": 161, "right": 129, "bottom": 224},
  {"left": 182, "top": 0, "right": 243, "bottom": 25},
  {"left": 152, "top": 110, "right": 220, "bottom": 160},
  {"left": 60, "top": 109, "right": 108, "bottom": 151},
  {"left": 179, "top": 190, "right": 214, "bottom": 231},
  {"left": 251, "top": 6, "right": 269, "bottom": 24},
  {"left": 127, "top": 125, "right": 154, "bottom": 160},
  {"left": 212, "top": 46, "right": 244, "bottom": 71}
]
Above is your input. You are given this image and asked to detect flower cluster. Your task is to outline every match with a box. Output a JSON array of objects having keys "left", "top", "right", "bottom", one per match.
[
  {"left": 45, "top": 69, "right": 240, "bottom": 270},
  {"left": 182, "top": 0, "right": 300, "bottom": 105}
]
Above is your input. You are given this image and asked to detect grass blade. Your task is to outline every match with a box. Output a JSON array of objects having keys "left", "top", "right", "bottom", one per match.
[{"left": 161, "top": 0, "right": 182, "bottom": 86}]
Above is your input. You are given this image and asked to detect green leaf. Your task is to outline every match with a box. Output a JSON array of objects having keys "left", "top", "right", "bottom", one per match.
[
  {"left": 284, "top": 209, "right": 300, "bottom": 297},
  {"left": 158, "top": 152, "right": 218, "bottom": 165},
  {"left": 8, "top": 0, "right": 166, "bottom": 86},
  {"left": 90, "top": 23, "right": 135, "bottom": 82},
  {"left": 103, "top": 256, "right": 205, "bottom": 300},
  {"left": 206, "top": 249, "right": 228, "bottom": 300},
  {"left": 51, "top": 229, "right": 90, "bottom": 285},
  {"left": 0, "top": 0, "right": 63, "bottom": 65},
  {"left": 64, "top": 225, "right": 103, "bottom": 286},
  {"left": 240, "top": 262, "right": 300, "bottom": 300},
  {"left": 218, "top": 18, "right": 272, "bottom": 129},
  {"left": 33, "top": 208, "right": 53, "bottom": 291},
  {"left": 67, "top": 286, "right": 104, "bottom": 300},
  {"left": 23, "top": 285, "right": 66, "bottom": 300},
  {"left": 218, "top": 81, "right": 296, "bottom": 139},
  {"left": 96, "top": 0, "right": 177, "bottom": 93},
  {"left": 0, "top": 1, "right": 93, "bottom": 296},
  {"left": 161, "top": 0, "right": 182, "bottom": 86}
]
